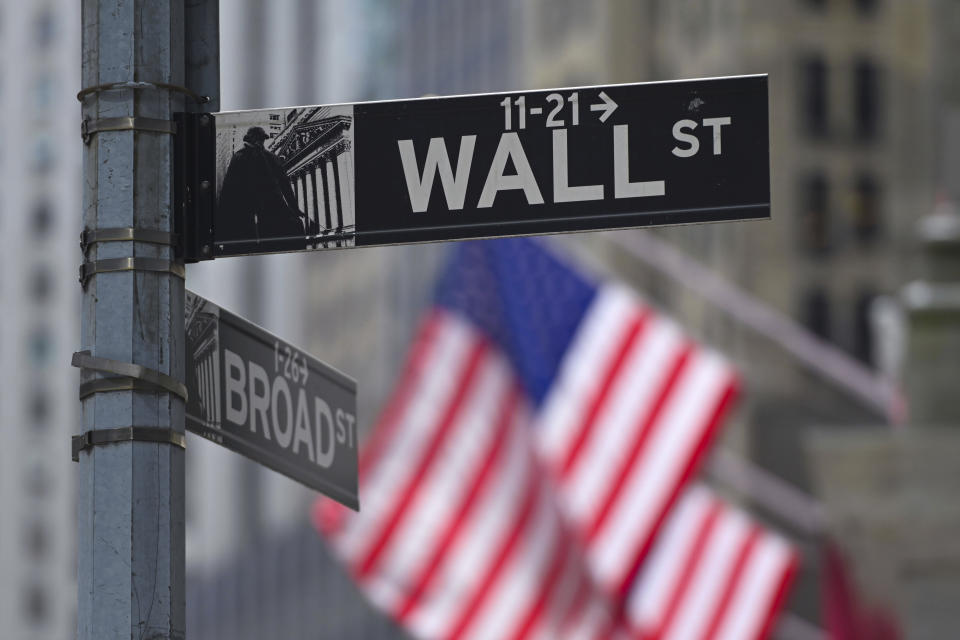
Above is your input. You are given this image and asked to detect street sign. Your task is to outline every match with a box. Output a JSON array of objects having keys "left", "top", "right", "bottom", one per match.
[
  {"left": 184, "top": 290, "right": 359, "bottom": 510},
  {"left": 177, "top": 74, "right": 769, "bottom": 260}
]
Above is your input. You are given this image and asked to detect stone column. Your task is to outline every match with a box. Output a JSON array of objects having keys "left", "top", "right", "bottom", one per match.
[
  {"left": 325, "top": 158, "right": 343, "bottom": 228},
  {"left": 320, "top": 160, "right": 332, "bottom": 230},
  {"left": 329, "top": 158, "right": 342, "bottom": 246},
  {"left": 310, "top": 166, "right": 321, "bottom": 232},
  {"left": 299, "top": 173, "right": 309, "bottom": 218},
  {"left": 291, "top": 175, "right": 300, "bottom": 211}
]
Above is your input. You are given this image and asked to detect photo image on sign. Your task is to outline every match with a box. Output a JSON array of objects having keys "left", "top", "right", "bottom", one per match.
[
  {"left": 185, "top": 291, "right": 221, "bottom": 433},
  {"left": 215, "top": 105, "right": 356, "bottom": 254}
]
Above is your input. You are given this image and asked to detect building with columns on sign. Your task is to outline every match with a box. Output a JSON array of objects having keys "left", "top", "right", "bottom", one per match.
[{"left": 270, "top": 107, "right": 355, "bottom": 245}]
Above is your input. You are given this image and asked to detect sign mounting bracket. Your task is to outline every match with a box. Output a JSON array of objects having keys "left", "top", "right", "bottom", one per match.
[{"left": 174, "top": 112, "right": 217, "bottom": 262}]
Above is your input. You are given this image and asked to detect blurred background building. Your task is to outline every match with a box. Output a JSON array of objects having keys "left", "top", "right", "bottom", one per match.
[
  {"left": 2, "top": 0, "right": 960, "bottom": 638},
  {"left": 0, "top": 1, "right": 82, "bottom": 638}
]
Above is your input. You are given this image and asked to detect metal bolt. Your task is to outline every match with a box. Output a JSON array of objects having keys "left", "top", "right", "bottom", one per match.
[
  {"left": 201, "top": 244, "right": 212, "bottom": 257},
  {"left": 200, "top": 180, "right": 211, "bottom": 191},
  {"left": 199, "top": 114, "right": 211, "bottom": 127}
]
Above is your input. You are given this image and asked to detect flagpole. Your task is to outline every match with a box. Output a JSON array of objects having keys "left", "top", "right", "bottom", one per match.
[
  {"left": 707, "top": 449, "right": 826, "bottom": 536},
  {"left": 598, "top": 231, "right": 904, "bottom": 422}
]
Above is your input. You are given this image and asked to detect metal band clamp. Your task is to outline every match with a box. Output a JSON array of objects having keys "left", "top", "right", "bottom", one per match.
[
  {"left": 81, "top": 116, "right": 177, "bottom": 144},
  {"left": 72, "top": 351, "right": 188, "bottom": 401},
  {"left": 77, "top": 80, "right": 210, "bottom": 104},
  {"left": 79, "top": 257, "right": 185, "bottom": 287},
  {"left": 72, "top": 426, "right": 186, "bottom": 462},
  {"left": 81, "top": 227, "right": 178, "bottom": 254}
]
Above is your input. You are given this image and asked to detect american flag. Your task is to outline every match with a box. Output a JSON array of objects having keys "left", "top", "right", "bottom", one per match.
[{"left": 317, "top": 238, "right": 797, "bottom": 639}]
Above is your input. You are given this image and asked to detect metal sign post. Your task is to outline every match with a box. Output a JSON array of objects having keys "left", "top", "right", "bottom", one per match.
[
  {"left": 176, "top": 75, "right": 769, "bottom": 260},
  {"left": 77, "top": 0, "right": 188, "bottom": 637}
]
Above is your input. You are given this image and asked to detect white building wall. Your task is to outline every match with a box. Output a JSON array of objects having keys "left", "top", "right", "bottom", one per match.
[{"left": 0, "top": 1, "right": 81, "bottom": 638}]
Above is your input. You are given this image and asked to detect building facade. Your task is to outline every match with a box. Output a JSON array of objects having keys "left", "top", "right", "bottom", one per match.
[
  {"left": 0, "top": 1, "right": 82, "bottom": 638},
  {"left": 524, "top": 0, "right": 956, "bottom": 634}
]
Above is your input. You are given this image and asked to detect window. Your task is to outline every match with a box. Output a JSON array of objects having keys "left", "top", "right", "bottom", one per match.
[
  {"left": 29, "top": 329, "right": 52, "bottom": 365},
  {"left": 24, "top": 521, "right": 49, "bottom": 560},
  {"left": 852, "top": 173, "right": 881, "bottom": 243},
  {"left": 33, "top": 75, "right": 54, "bottom": 111},
  {"left": 23, "top": 584, "right": 48, "bottom": 625},
  {"left": 801, "top": 173, "right": 831, "bottom": 254},
  {"left": 802, "top": 288, "right": 832, "bottom": 340},
  {"left": 800, "top": 56, "right": 829, "bottom": 137},
  {"left": 31, "top": 267, "right": 52, "bottom": 301},
  {"left": 853, "top": 58, "right": 880, "bottom": 141},
  {"left": 34, "top": 10, "right": 55, "bottom": 49},
  {"left": 31, "top": 202, "right": 53, "bottom": 237},
  {"left": 853, "top": 289, "right": 876, "bottom": 364},
  {"left": 25, "top": 463, "right": 51, "bottom": 498},
  {"left": 32, "top": 136, "right": 54, "bottom": 175},
  {"left": 29, "top": 389, "right": 49, "bottom": 426}
]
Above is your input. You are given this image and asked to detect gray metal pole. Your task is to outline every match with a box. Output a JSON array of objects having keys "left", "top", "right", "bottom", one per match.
[{"left": 78, "top": 1, "right": 185, "bottom": 638}]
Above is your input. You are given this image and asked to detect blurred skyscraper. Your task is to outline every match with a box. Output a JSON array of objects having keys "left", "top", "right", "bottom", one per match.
[
  {"left": 184, "top": 1, "right": 445, "bottom": 638},
  {"left": 385, "top": 0, "right": 524, "bottom": 98},
  {"left": 0, "top": 1, "right": 81, "bottom": 638},
  {"left": 183, "top": 1, "right": 537, "bottom": 637}
]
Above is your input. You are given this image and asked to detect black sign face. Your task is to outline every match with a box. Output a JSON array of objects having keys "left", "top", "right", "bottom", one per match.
[
  {"left": 184, "top": 291, "right": 358, "bottom": 510},
  {"left": 197, "top": 75, "right": 768, "bottom": 258}
]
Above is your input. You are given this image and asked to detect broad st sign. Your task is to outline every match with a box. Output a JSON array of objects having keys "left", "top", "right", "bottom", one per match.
[
  {"left": 176, "top": 74, "right": 769, "bottom": 260},
  {"left": 184, "top": 291, "right": 359, "bottom": 509}
]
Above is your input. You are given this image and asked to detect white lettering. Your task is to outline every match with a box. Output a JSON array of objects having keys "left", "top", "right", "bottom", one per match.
[
  {"left": 552, "top": 129, "right": 604, "bottom": 203},
  {"left": 702, "top": 117, "right": 732, "bottom": 155},
  {"left": 315, "top": 398, "right": 335, "bottom": 468},
  {"left": 398, "top": 136, "right": 476, "bottom": 212},
  {"left": 613, "top": 125, "right": 665, "bottom": 199},
  {"left": 337, "top": 409, "right": 357, "bottom": 449},
  {"left": 224, "top": 349, "right": 247, "bottom": 426},
  {"left": 292, "top": 388, "right": 314, "bottom": 462},
  {"left": 248, "top": 360, "right": 271, "bottom": 440},
  {"left": 671, "top": 119, "right": 700, "bottom": 158},
  {"left": 271, "top": 376, "right": 294, "bottom": 448},
  {"left": 335, "top": 408, "right": 346, "bottom": 444},
  {"left": 478, "top": 132, "right": 544, "bottom": 208}
]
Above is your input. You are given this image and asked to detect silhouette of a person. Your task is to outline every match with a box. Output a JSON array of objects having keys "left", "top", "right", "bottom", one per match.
[{"left": 217, "top": 126, "right": 307, "bottom": 248}]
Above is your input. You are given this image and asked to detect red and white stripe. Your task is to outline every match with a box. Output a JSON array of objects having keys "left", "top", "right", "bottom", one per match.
[
  {"left": 318, "top": 310, "right": 626, "bottom": 639},
  {"left": 535, "top": 285, "right": 740, "bottom": 594},
  {"left": 626, "top": 485, "right": 799, "bottom": 640}
]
